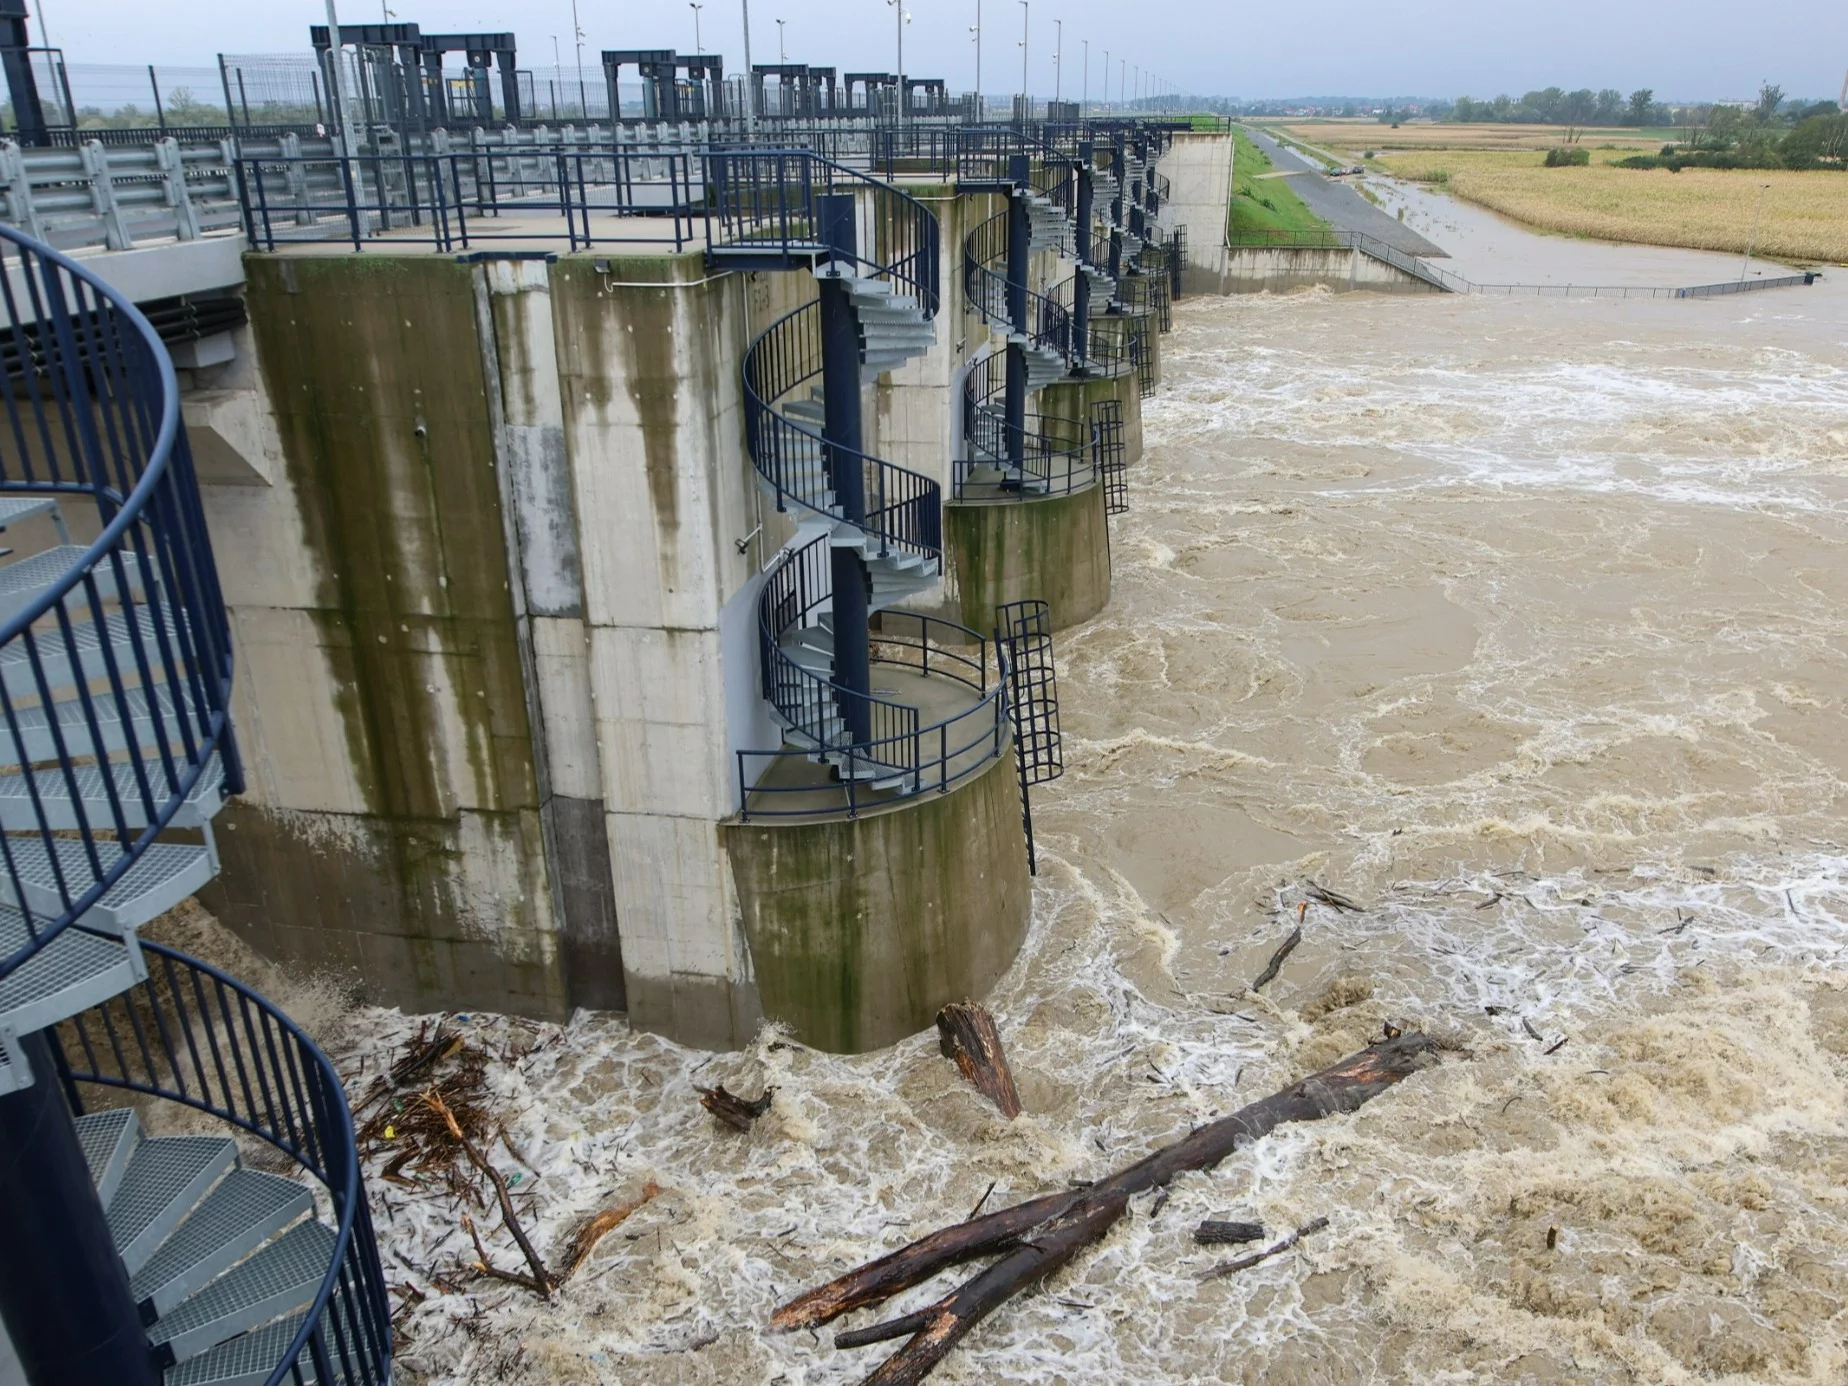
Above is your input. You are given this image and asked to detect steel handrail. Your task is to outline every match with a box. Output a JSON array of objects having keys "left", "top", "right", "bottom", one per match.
[
  {"left": 963, "top": 209, "right": 1075, "bottom": 361},
  {"left": 0, "top": 223, "right": 239, "bottom": 983},
  {"left": 704, "top": 147, "right": 941, "bottom": 316},
  {"left": 55, "top": 940, "right": 390, "bottom": 1386}
]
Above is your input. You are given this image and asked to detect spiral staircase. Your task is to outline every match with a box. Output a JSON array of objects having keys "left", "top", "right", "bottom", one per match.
[
  {"left": 0, "top": 227, "right": 389, "bottom": 1386},
  {"left": 709, "top": 150, "right": 1010, "bottom": 815}
]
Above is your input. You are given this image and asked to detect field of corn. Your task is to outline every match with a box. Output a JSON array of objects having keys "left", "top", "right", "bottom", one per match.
[{"left": 1367, "top": 147, "right": 1848, "bottom": 264}]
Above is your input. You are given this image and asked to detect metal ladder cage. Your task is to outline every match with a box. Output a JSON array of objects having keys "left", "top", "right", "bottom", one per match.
[
  {"left": 1093, "top": 399, "right": 1128, "bottom": 516},
  {"left": 995, "top": 599, "right": 1064, "bottom": 874},
  {"left": 0, "top": 223, "right": 240, "bottom": 989},
  {"left": 52, "top": 940, "right": 394, "bottom": 1386}
]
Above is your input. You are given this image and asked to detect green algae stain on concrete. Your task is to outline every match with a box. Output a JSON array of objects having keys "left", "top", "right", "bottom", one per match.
[
  {"left": 241, "top": 255, "right": 557, "bottom": 1007},
  {"left": 722, "top": 749, "right": 1031, "bottom": 1053},
  {"left": 947, "top": 484, "right": 1112, "bottom": 634}
]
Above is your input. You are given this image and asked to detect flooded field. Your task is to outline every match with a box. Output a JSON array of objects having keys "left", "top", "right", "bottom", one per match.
[{"left": 272, "top": 224, "right": 1848, "bottom": 1383}]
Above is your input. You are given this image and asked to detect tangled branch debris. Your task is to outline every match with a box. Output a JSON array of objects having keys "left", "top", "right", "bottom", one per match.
[{"left": 774, "top": 1034, "right": 1438, "bottom": 1386}]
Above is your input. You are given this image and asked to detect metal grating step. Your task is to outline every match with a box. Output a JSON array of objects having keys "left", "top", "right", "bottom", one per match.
[
  {"left": 0, "top": 836, "right": 216, "bottom": 933},
  {"left": 0, "top": 751, "right": 227, "bottom": 833},
  {"left": 0, "top": 680, "right": 194, "bottom": 767},
  {"left": 151, "top": 1218, "right": 333, "bottom": 1364},
  {"left": 108, "top": 1135, "right": 238, "bottom": 1275},
  {"left": 0, "top": 496, "right": 67, "bottom": 536},
  {"left": 74, "top": 1106, "right": 142, "bottom": 1207},
  {"left": 0, "top": 906, "right": 144, "bottom": 1059},
  {"left": 0, "top": 545, "right": 148, "bottom": 625},
  {"left": 0, "top": 604, "right": 186, "bottom": 700},
  {"left": 134, "top": 1169, "right": 314, "bottom": 1320},
  {"left": 165, "top": 1301, "right": 346, "bottom": 1386}
]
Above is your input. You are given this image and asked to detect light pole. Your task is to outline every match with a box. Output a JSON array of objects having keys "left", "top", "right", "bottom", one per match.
[
  {"left": 570, "top": 0, "right": 587, "bottom": 117},
  {"left": 888, "top": 0, "right": 908, "bottom": 128},
  {"left": 691, "top": 3, "right": 704, "bottom": 51},
  {"left": 1102, "top": 48, "right": 1109, "bottom": 111},
  {"left": 1053, "top": 18, "right": 1061, "bottom": 102},
  {"left": 1082, "top": 38, "right": 1088, "bottom": 114},
  {"left": 775, "top": 17, "right": 784, "bottom": 61},
  {"left": 1018, "top": 0, "right": 1029, "bottom": 106},
  {"left": 970, "top": 0, "right": 981, "bottom": 112},
  {"left": 1119, "top": 58, "right": 1125, "bottom": 113},
  {"left": 740, "top": 0, "right": 757, "bottom": 131}
]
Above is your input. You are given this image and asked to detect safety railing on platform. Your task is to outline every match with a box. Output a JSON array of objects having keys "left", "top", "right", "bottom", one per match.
[
  {"left": 0, "top": 223, "right": 240, "bottom": 988},
  {"left": 963, "top": 208, "right": 1076, "bottom": 361},
  {"left": 53, "top": 941, "right": 392, "bottom": 1386},
  {"left": 741, "top": 539, "right": 1008, "bottom": 820},
  {"left": 958, "top": 351, "right": 1097, "bottom": 498},
  {"left": 705, "top": 148, "right": 940, "bottom": 310}
]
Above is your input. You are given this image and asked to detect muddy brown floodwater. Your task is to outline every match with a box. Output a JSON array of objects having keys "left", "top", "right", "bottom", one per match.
[{"left": 239, "top": 238, "right": 1848, "bottom": 1385}]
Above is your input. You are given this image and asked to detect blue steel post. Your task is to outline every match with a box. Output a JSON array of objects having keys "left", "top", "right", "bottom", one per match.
[
  {"left": 1005, "top": 153, "right": 1031, "bottom": 476},
  {"left": 1108, "top": 132, "right": 1126, "bottom": 279},
  {"left": 817, "top": 193, "right": 873, "bottom": 748},
  {"left": 0, "top": 1031, "right": 161, "bottom": 1386},
  {"left": 1073, "top": 140, "right": 1094, "bottom": 371}
]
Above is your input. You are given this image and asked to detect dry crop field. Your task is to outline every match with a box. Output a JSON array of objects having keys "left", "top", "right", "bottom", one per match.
[
  {"left": 1271, "top": 120, "right": 1670, "bottom": 154},
  {"left": 1364, "top": 147, "right": 1848, "bottom": 263}
]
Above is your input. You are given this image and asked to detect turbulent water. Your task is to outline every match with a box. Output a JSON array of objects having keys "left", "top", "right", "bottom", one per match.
[{"left": 279, "top": 251, "right": 1848, "bottom": 1384}]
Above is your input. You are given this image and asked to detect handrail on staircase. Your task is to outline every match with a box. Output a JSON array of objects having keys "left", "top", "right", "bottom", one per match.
[
  {"left": 54, "top": 940, "right": 392, "bottom": 1386},
  {"left": 958, "top": 351, "right": 1095, "bottom": 499},
  {"left": 0, "top": 222, "right": 240, "bottom": 985},
  {"left": 705, "top": 147, "right": 940, "bottom": 316},
  {"left": 963, "top": 209, "right": 1075, "bottom": 360},
  {"left": 742, "top": 301, "right": 942, "bottom": 560}
]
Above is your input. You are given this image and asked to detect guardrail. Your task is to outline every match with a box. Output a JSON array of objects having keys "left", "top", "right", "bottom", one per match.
[
  {"left": 54, "top": 940, "right": 392, "bottom": 1386},
  {"left": 1226, "top": 227, "right": 1822, "bottom": 299}
]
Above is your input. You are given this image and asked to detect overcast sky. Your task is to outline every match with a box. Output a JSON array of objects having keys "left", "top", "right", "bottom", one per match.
[{"left": 30, "top": 0, "right": 1848, "bottom": 102}]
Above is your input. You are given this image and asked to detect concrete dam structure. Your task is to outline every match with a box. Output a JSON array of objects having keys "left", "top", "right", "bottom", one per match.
[{"left": 0, "top": 8, "right": 1234, "bottom": 1378}]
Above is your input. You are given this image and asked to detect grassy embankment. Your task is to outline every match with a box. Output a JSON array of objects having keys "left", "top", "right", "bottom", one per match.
[
  {"left": 1228, "top": 128, "right": 1329, "bottom": 238},
  {"left": 1271, "top": 122, "right": 1848, "bottom": 263}
]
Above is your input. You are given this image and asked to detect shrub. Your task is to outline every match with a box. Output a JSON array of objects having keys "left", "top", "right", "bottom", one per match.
[
  {"left": 1660, "top": 143, "right": 1676, "bottom": 155},
  {"left": 1545, "top": 146, "right": 1591, "bottom": 167}
]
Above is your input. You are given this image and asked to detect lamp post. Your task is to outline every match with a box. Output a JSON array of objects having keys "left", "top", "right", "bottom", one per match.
[
  {"left": 888, "top": 0, "right": 907, "bottom": 129},
  {"left": 740, "top": 0, "right": 757, "bottom": 132},
  {"left": 1017, "top": 0, "right": 1029, "bottom": 109},
  {"left": 1053, "top": 18, "right": 1061, "bottom": 102},
  {"left": 1102, "top": 48, "right": 1108, "bottom": 112},
  {"left": 1742, "top": 181, "right": 1770, "bottom": 280},
  {"left": 691, "top": 3, "right": 704, "bottom": 51},
  {"left": 571, "top": 0, "right": 586, "bottom": 117},
  {"left": 1082, "top": 38, "right": 1087, "bottom": 115},
  {"left": 775, "top": 17, "right": 784, "bottom": 61},
  {"left": 970, "top": 0, "right": 981, "bottom": 113}
]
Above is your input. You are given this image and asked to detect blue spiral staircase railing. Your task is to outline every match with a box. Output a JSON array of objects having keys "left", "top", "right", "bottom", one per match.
[
  {"left": 711, "top": 151, "right": 1010, "bottom": 816},
  {"left": 0, "top": 224, "right": 389, "bottom": 1386}
]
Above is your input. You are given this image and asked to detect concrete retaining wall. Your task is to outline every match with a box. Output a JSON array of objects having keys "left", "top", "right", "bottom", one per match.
[
  {"left": 1186, "top": 246, "right": 1440, "bottom": 296},
  {"left": 721, "top": 744, "right": 1030, "bottom": 1053}
]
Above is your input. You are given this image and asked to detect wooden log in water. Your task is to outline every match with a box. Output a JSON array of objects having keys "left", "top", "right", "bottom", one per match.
[
  {"left": 775, "top": 1033, "right": 1438, "bottom": 1386},
  {"left": 936, "top": 1001, "right": 1022, "bottom": 1119}
]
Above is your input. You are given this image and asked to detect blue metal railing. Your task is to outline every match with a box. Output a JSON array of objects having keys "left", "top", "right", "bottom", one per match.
[
  {"left": 704, "top": 148, "right": 941, "bottom": 314},
  {"left": 963, "top": 208, "right": 1076, "bottom": 361},
  {"left": 957, "top": 351, "right": 1096, "bottom": 499},
  {"left": 0, "top": 223, "right": 241, "bottom": 984},
  {"left": 54, "top": 941, "right": 392, "bottom": 1386}
]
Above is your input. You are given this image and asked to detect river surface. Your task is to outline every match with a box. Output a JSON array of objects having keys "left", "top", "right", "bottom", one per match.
[{"left": 288, "top": 208, "right": 1848, "bottom": 1385}]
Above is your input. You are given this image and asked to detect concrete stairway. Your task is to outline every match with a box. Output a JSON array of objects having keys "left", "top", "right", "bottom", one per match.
[{"left": 1023, "top": 188, "right": 1071, "bottom": 256}]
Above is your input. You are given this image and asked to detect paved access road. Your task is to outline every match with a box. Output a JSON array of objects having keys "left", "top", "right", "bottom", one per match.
[{"left": 1242, "top": 127, "right": 1448, "bottom": 257}]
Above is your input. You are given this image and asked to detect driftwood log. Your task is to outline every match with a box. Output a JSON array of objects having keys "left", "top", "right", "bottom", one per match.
[
  {"left": 697, "top": 1084, "right": 774, "bottom": 1132},
  {"left": 936, "top": 1002, "right": 1022, "bottom": 1119},
  {"left": 1194, "top": 1219, "right": 1265, "bottom": 1245},
  {"left": 774, "top": 1034, "right": 1436, "bottom": 1385}
]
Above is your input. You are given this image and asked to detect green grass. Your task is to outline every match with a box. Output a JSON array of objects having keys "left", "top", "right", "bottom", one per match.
[{"left": 1229, "top": 128, "right": 1330, "bottom": 235}]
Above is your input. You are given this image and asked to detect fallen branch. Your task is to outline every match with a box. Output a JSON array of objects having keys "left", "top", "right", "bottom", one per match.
[
  {"left": 1251, "top": 917, "right": 1304, "bottom": 993},
  {"left": 1194, "top": 1219, "right": 1265, "bottom": 1245},
  {"left": 697, "top": 1084, "right": 775, "bottom": 1132},
  {"left": 425, "top": 1089, "right": 555, "bottom": 1297},
  {"left": 1305, "top": 882, "right": 1363, "bottom": 913},
  {"left": 936, "top": 1002, "right": 1022, "bottom": 1119},
  {"left": 1199, "top": 1216, "right": 1329, "bottom": 1279},
  {"left": 777, "top": 1034, "right": 1436, "bottom": 1385},
  {"left": 559, "top": 1182, "right": 663, "bottom": 1281}
]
